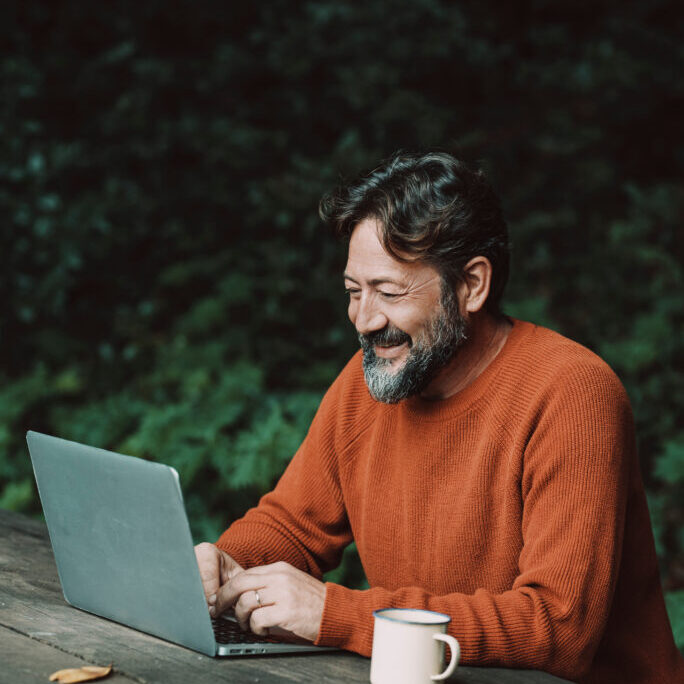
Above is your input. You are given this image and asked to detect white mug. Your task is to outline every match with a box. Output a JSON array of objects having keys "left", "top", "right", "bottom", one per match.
[{"left": 370, "top": 608, "right": 460, "bottom": 683}]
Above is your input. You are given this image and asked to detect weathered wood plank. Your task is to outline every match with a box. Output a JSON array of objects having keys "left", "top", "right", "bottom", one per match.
[
  {"left": 0, "top": 508, "right": 570, "bottom": 683},
  {"left": 0, "top": 623, "right": 139, "bottom": 683},
  {"left": 445, "top": 667, "right": 572, "bottom": 684}
]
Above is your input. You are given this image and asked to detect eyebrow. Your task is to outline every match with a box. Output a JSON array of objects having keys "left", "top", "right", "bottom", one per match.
[{"left": 343, "top": 274, "right": 405, "bottom": 287}]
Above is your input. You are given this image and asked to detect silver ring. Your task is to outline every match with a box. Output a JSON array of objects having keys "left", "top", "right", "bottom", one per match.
[{"left": 254, "top": 590, "right": 262, "bottom": 608}]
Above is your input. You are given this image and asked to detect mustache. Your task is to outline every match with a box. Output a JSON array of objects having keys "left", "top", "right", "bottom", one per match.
[{"left": 359, "top": 325, "right": 412, "bottom": 351}]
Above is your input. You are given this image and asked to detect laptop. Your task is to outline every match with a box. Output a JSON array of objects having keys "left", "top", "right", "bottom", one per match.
[{"left": 26, "top": 430, "right": 337, "bottom": 657}]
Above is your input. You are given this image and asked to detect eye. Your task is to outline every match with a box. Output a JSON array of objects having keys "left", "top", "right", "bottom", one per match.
[
  {"left": 345, "top": 288, "right": 361, "bottom": 298},
  {"left": 379, "top": 291, "right": 401, "bottom": 300}
]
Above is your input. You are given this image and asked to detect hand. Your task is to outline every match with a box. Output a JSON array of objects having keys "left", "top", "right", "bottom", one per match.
[
  {"left": 215, "top": 561, "right": 326, "bottom": 643},
  {"left": 193, "top": 542, "right": 244, "bottom": 616}
]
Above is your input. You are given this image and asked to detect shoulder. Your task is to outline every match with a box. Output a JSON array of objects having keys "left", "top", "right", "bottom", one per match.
[
  {"left": 504, "top": 322, "right": 636, "bottom": 468},
  {"left": 509, "top": 323, "right": 637, "bottom": 494},
  {"left": 491, "top": 320, "right": 635, "bottom": 454},
  {"left": 507, "top": 320, "right": 630, "bottom": 407}
]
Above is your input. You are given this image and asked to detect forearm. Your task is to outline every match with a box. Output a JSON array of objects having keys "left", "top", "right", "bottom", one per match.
[
  {"left": 215, "top": 356, "right": 363, "bottom": 582},
  {"left": 215, "top": 416, "right": 353, "bottom": 577},
  {"left": 317, "top": 582, "right": 601, "bottom": 681}
]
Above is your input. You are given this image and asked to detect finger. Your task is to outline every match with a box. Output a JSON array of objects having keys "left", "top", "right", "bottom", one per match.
[
  {"left": 237, "top": 561, "right": 289, "bottom": 575},
  {"left": 240, "top": 588, "right": 275, "bottom": 629},
  {"left": 249, "top": 605, "right": 282, "bottom": 637},
  {"left": 233, "top": 591, "right": 254, "bottom": 631},
  {"left": 234, "top": 588, "right": 273, "bottom": 630},
  {"left": 215, "top": 572, "right": 272, "bottom": 616},
  {"left": 220, "top": 562, "right": 290, "bottom": 596},
  {"left": 194, "top": 543, "right": 221, "bottom": 600},
  {"left": 214, "top": 562, "right": 292, "bottom": 615},
  {"left": 247, "top": 606, "right": 309, "bottom": 644},
  {"left": 219, "top": 550, "right": 244, "bottom": 585}
]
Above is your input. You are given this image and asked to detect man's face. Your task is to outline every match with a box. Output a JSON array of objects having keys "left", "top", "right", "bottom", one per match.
[{"left": 344, "top": 218, "right": 467, "bottom": 403}]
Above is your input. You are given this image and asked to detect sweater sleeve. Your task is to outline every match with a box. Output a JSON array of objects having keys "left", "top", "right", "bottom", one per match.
[
  {"left": 215, "top": 365, "right": 354, "bottom": 579},
  {"left": 314, "top": 363, "right": 634, "bottom": 682}
]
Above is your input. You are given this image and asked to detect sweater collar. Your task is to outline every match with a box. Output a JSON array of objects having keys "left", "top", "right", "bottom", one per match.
[{"left": 398, "top": 318, "right": 534, "bottom": 422}]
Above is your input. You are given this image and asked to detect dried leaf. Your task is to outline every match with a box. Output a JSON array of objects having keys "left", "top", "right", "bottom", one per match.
[{"left": 48, "top": 664, "right": 113, "bottom": 683}]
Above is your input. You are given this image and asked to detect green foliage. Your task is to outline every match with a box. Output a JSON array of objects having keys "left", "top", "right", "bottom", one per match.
[
  {"left": 656, "top": 438, "right": 684, "bottom": 486},
  {"left": 0, "top": 479, "right": 33, "bottom": 511},
  {"left": 666, "top": 591, "right": 684, "bottom": 652},
  {"left": 324, "top": 543, "right": 369, "bottom": 590},
  {"left": 1, "top": 0, "right": 682, "bottom": 640}
]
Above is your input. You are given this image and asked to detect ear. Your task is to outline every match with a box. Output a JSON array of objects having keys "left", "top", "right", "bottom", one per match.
[{"left": 457, "top": 256, "right": 493, "bottom": 314}]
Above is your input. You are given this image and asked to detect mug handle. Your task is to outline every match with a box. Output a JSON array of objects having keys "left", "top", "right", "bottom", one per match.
[{"left": 430, "top": 634, "right": 460, "bottom": 681}]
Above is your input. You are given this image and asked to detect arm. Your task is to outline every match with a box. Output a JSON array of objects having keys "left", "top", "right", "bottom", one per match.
[
  {"left": 207, "top": 432, "right": 350, "bottom": 640},
  {"left": 208, "top": 358, "right": 364, "bottom": 641},
  {"left": 214, "top": 361, "right": 358, "bottom": 577},
  {"left": 214, "top": 412, "right": 353, "bottom": 578}
]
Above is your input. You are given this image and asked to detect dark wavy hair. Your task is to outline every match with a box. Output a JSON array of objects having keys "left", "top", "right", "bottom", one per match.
[{"left": 319, "top": 151, "right": 510, "bottom": 315}]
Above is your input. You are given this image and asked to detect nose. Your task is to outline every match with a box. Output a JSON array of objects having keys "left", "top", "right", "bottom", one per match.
[{"left": 350, "top": 294, "right": 388, "bottom": 335}]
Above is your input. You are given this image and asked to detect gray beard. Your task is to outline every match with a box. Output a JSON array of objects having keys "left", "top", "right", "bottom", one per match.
[{"left": 358, "top": 289, "right": 467, "bottom": 404}]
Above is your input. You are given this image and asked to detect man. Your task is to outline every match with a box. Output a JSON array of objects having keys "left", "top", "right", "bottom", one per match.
[{"left": 195, "top": 152, "right": 683, "bottom": 682}]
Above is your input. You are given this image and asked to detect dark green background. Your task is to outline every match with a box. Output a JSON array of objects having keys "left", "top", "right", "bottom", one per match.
[{"left": 2, "top": 0, "right": 682, "bottom": 648}]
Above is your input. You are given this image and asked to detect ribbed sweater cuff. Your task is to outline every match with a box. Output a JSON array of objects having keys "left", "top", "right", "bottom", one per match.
[{"left": 315, "top": 582, "right": 373, "bottom": 656}]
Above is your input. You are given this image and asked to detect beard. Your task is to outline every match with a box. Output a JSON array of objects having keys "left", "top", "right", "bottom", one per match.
[{"left": 358, "top": 286, "right": 468, "bottom": 404}]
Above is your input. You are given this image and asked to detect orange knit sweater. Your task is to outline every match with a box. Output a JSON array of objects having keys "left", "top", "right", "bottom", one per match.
[{"left": 216, "top": 319, "right": 683, "bottom": 682}]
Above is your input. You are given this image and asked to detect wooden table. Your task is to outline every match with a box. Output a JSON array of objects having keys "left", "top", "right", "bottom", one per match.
[{"left": 0, "top": 508, "right": 570, "bottom": 683}]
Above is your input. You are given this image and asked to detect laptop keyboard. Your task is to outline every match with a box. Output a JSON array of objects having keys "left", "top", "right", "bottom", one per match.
[{"left": 212, "top": 617, "right": 281, "bottom": 645}]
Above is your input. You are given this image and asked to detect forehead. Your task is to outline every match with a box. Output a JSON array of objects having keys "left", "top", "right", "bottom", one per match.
[{"left": 345, "top": 218, "right": 440, "bottom": 285}]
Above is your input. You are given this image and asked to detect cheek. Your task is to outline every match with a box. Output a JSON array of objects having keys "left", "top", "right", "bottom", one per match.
[
  {"left": 387, "top": 307, "right": 412, "bottom": 332},
  {"left": 394, "top": 311, "right": 426, "bottom": 340},
  {"left": 348, "top": 300, "right": 357, "bottom": 324}
]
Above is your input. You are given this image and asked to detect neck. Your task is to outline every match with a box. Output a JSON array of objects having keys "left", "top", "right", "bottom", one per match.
[{"left": 420, "top": 311, "right": 512, "bottom": 400}]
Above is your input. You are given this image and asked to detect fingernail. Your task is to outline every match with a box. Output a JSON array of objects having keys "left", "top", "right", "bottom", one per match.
[
  {"left": 209, "top": 606, "right": 215, "bottom": 617},
  {"left": 208, "top": 594, "right": 216, "bottom": 605}
]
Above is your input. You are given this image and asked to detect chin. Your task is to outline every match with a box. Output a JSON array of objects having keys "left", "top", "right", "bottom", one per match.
[{"left": 385, "top": 355, "right": 409, "bottom": 371}]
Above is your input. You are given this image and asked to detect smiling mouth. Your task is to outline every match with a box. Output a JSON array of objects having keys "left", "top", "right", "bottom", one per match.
[{"left": 374, "top": 341, "right": 409, "bottom": 359}]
